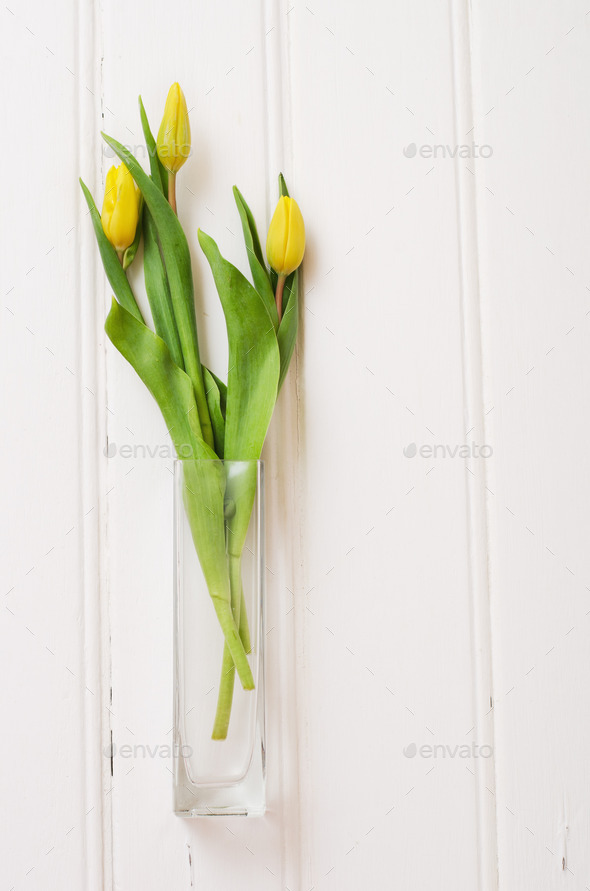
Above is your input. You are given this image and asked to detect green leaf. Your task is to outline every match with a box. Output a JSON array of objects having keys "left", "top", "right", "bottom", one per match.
[
  {"left": 206, "top": 368, "right": 227, "bottom": 417},
  {"left": 277, "top": 267, "right": 299, "bottom": 390},
  {"left": 278, "top": 172, "right": 290, "bottom": 197},
  {"left": 101, "top": 132, "right": 214, "bottom": 450},
  {"left": 233, "top": 186, "right": 278, "bottom": 329},
  {"left": 138, "top": 99, "right": 184, "bottom": 370},
  {"left": 138, "top": 95, "right": 168, "bottom": 196},
  {"left": 203, "top": 367, "right": 225, "bottom": 457},
  {"left": 79, "top": 178, "right": 144, "bottom": 323},
  {"left": 198, "top": 227, "right": 279, "bottom": 549},
  {"left": 104, "top": 297, "right": 253, "bottom": 689},
  {"left": 199, "top": 232, "right": 280, "bottom": 736},
  {"left": 143, "top": 208, "right": 184, "bottom": 369},
  {"left": 198, "top": 229, "right": 279, "bottom": 680},
  {"left": 197, "top": 230, "right": 280, "bottom": 464},
  {"left": 105, "top": 297, "right": 207, "bottom": 460}
]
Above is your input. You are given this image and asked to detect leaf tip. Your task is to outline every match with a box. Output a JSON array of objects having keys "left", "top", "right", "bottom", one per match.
[
  {"left": 278, "top": 172, "right": 289, "bottom": 197},
  {"left": 232, "top": 185, "right": 247, "bottom": 212}
]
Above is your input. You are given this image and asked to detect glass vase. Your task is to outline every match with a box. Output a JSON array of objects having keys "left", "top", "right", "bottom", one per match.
[{"left": 173, "top": 459, "right": 265, "bottom": 816}]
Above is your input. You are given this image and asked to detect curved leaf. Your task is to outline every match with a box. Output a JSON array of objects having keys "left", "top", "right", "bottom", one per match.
[
  {"left": 197, "top": 230, "right": 279, "bottom": 463},
  {"left": 101, "top": 132, "right": 213, "bottom": 450},
  {"left": 137, "top": 100, "right": 184, "bottom": 370},
  {"left": 233, "top": 186, "right": 278, "bottom": 329},
  {"left": 206, "top": 368, "right": 227, "bottom": 417},
  {"left": 138, "top": 95, "right": 168, "bottom": 196},
  {"left": 79, "top": 178, "right": 144, "bottom": 323},
  {"left": 199, "top": 225, "right": 282, "bottom": 737},
  {"left": 203, "top": 367, "right": 225, "bottom": 457},
  {"left": 105, "top": 297, "right": 208, "bottom": 460},
  {"left": 277, "top": 267, "right": 299, "bottom": 391},
  {"left": 143, "top": 208, "right": 184, "bottom": 369},
  {"left": 104, "top": 298, "right": 253, "bottom": 689}
]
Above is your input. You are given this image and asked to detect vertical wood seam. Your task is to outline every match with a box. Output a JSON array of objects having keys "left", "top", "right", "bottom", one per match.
[
  {"left": 448, "top": 0, "right": 499, "bottom": 888},
  {"left": 76, "top": 0, "right": 111, "bottom": 884},
  {"left": 76, "top": 0, "right": 109, "bottom": 885},
  {"left": 263, "top": 0, "right": 308, "bottom": 887}
]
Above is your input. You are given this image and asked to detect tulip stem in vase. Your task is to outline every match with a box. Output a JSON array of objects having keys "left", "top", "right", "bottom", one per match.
[{"left": 212, "top": 551, "right": 246, "bottom": 740}]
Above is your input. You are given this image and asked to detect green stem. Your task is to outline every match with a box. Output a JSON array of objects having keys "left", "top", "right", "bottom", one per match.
[
  {"left": 211, "top": 593, "right": 251, "bottom": 740},
  {"left": 238, "top": 587, "right": 251, "bottom": 653},
  {"left": 212, "top": 552, "right": 248, "bottom": 739},
  {"left": 168, "top": 171, "right": 177, "bottom": 214},
  {"left": 212, "top": 648, "right": 235, "bottom": 739},
  {"left": 182, "top": 462, "right": 253, "bottom": 690},
  {"left": 275, "top": 274, "right": 286, "bottom": 321},
  {"left": 210, "top": 597, "right": 254, "bottom": 691}
]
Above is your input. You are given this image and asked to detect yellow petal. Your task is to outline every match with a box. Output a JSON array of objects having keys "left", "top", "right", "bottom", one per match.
[
  {"left": 157, "top": 82, "right": 191, "bottom": 174},
  {"left": 101, "top": 163, "right": 139, "bottom": 252},
  {"left": 266, "top": 196, "right": 305, "bottom": 277},
  {"left": 101, "top": 165, "right": 118, "bottom": 241},
  {"left": 283, "top": 198, "right": 305, "bottom": 276}
]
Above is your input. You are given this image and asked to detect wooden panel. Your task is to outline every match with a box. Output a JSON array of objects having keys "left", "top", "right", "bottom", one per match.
[
  {"left": 6, "top": 0, "right": 590, "bottom": 888},
  {"left": 289, "top": 1, "right": 483, "bottom": 887},
  {"left": 0, "top": 0, "right": 104, "bottom": 888},
  {"left": 470, "top": 0, "right": 590, "bottom": 887}
]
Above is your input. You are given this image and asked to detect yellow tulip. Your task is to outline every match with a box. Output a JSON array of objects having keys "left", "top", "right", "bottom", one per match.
[
  {"left": 101, "top": 163, "right": 140, "bottom": 253},
  {"left": 266, "top": 196, "right": 305, "bottom": 277},
  {"left": 157, "top": 82, "right": 191, "bottom": 174}
]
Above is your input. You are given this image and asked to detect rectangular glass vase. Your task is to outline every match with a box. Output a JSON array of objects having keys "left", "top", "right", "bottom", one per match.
[{"left": 173, "top": 459, "right": 265, "bottom": 816}]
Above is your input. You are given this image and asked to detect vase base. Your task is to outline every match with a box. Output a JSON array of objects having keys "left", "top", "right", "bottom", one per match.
[
  {"left": 173, "top": 727, "right": 266, "bottom": 817},
  {"left": 175, "top": 804, "right": 266, "bottom": 818}
]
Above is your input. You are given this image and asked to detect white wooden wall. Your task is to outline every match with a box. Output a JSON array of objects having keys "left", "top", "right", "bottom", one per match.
[{"left": 2, "top": 0, "right": 590, "bottom": 888}]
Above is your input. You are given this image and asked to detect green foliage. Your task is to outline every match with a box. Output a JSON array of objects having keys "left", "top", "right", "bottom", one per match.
[{"left": 83, "top": 113, "right": 303, "bottom": 733}]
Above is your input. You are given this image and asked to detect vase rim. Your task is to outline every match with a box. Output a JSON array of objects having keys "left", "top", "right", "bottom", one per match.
[{"left": 172, "top": 457, "right": 264, "bottom": 466}]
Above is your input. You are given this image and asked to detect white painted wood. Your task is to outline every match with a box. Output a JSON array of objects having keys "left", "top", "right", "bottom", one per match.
[
  {"left": 469, "top": 1, "right": 590, "bottom": 888},
  {"left": 289, "top": 2, "right": 482, "bottom": 887},
  {"left": 448, "top": 1, "right": 498, "bottom": 887},
  {"left": 3, "top": 0, "right": 590, "bottom": 888},
  {"left": 0, "top": 1, "right": 105, "bottom": 889}
]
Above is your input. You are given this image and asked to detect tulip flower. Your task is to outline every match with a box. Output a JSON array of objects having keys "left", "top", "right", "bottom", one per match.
[
  {"left": 101, "top": 163, "right": 141, "bottom": 257},
  {"left": 266, "top": 195, "right": 305, "bottom": 320},
  {"left": 157, "top": 82, "right": 191, "bottom": 213}
]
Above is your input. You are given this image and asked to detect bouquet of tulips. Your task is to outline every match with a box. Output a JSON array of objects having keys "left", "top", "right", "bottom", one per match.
[{"left": 80, "top": 83, "right": 305, "bottom": 738}]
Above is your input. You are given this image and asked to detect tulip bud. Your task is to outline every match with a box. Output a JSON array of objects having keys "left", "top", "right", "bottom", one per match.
[
  {"left": 266, "top": 196, "right": 305, "bottom": 277},
  {"left": 101, "top": 163, "right": 141, "bottom": 253},
  {"left": 156, "top": 82, "right": 191, "bottom": 174}
]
